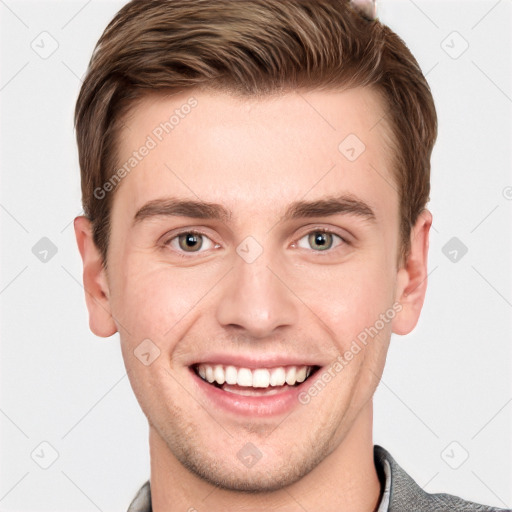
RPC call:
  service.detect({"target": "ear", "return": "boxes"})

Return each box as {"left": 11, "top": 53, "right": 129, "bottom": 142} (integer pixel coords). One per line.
{"left": 392, "top": 209, "right": 432, "bottom": 335}
{"left": 73, "top": 216, "right": 117, "bottom": 337}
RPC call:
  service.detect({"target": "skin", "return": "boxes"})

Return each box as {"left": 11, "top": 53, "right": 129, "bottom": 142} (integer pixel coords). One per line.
{"left": 74, "top": 88, "right": 431, "bottom": 512}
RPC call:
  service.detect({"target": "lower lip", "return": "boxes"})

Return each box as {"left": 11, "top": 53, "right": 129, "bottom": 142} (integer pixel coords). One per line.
{"left": 190, "top": 368, "right": 315, "bottom": 417}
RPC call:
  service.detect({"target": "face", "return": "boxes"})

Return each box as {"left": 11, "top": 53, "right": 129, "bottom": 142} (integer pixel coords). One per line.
{"left": 76, "top": 87, "right": 430, "bottom": 492}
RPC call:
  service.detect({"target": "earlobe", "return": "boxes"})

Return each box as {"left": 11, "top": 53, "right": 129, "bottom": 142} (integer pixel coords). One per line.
{"left": 392, "top": 209, "right": 432, "bottom": 336}
{"left": 73, "top": 216, "right": 117, "bottom": 338}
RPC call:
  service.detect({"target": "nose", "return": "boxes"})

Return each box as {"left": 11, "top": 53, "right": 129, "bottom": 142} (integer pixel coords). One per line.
{"left": 215, "top": 249, "right": 298, "bottom": 339}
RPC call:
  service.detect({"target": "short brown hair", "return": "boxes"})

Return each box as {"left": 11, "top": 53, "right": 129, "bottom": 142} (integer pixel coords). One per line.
{"left": 75, "top": 0, "right": 437, "bottom": 267}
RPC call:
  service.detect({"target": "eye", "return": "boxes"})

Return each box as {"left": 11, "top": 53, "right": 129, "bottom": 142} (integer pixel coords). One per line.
{"left": 296, "top": 230, "right": 345, "bottom": 252}
{"left": 165, "top": 230, "right": 218, "bottom": 255}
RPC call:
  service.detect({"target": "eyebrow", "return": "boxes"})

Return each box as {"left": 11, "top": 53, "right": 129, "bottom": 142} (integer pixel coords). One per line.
{"left": 282, "top": 195, "right": 376, "bottom": 222}
{"left": 133, "top": 198, "right": 232, "bottom": 225}
{"left": 132, "top": 195, "right": 376, "bottom": 226}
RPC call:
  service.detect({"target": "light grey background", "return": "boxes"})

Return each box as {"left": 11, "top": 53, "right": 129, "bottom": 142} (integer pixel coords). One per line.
{"left": 0, "top": 0, "right": 511, "bottom": 510}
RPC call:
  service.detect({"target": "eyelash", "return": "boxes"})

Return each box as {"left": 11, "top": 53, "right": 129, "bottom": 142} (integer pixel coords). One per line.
{"left": 162, "top": 228, "right": 349, "bottom": 258}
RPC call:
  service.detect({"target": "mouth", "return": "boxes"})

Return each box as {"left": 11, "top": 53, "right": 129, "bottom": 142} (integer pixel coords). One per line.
{"left": 192, "top": 363, "right": 320, "bottom": 397}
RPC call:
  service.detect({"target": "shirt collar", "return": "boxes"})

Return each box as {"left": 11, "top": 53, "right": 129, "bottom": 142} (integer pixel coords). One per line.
{"left": 376, "top": 453, "right": 392, "bottom": 512}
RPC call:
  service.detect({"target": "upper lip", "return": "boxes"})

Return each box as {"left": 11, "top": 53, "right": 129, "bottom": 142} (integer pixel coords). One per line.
{"left": 188, "top": 353, "right": 326, "bottom": 369}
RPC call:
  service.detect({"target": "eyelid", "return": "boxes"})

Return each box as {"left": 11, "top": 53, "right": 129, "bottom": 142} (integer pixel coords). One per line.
{"left": 292, "top": 227, "right": 349, "bottom": 253}
{"left": 161, "top": 225, "right": 351, "bottom": 257}
{"left": 292, "top": 225, "right": 352, "bottom": 245}
{"left": 162, "top": 228, "right": 220, "bottom": 257}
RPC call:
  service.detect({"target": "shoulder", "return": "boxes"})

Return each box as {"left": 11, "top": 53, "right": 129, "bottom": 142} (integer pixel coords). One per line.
{"left": 374, "top": 445, "right": 509, "bottom": 512}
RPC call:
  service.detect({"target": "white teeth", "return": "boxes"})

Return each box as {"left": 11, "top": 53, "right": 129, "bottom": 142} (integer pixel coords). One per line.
{"left": 225, "top": 365, "right": 238, "bottom": 385}
{"left": 205, "top": 365, "right": 215, "bottom": 383}
{"left": 285, "top": 366, "right": 296, "bottom": 385}
{"left": 213, "top": 365, "right": 225, "bottom": 385}
{"left": 295, "top": 366, "right": 307, "bottom": 383}
{"left": 252, "top": 369, "right": 270, "bottom": 388}
{"left": 269, "top": 367, "right": 286, "bottom": 386}
{"left": 196, "top": 364, "right": 313, "bottom": 388}
{"left": 237, "top": 368, "right": 252, "bottom": 387}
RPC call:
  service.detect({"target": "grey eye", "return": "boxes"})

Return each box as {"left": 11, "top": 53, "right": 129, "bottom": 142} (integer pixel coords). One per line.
{"left": 168, "top": 232, "right": 215, "bottom": 253}
{"left": 297, "top": 231, "right": 343, "bottom": 251}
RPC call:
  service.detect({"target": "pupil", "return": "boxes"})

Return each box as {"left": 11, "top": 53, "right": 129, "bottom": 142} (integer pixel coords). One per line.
{"left": 309, "top": 232, "right": 332, "bottom": 251}
{"left": 180, "top": 233, "right": 202, "bottom": 251}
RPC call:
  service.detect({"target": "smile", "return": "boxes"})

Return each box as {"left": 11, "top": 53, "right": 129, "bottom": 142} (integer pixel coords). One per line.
{"left": 195, "top": 363, "right": 315, "bottom": 388}
{"left": 191, "top": 363, "right": 320, "bottom": 413}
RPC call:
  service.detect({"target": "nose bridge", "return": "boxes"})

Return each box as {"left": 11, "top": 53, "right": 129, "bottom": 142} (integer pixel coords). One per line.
{"left": 215, "top": 245, "right": 298, "bottom": 337}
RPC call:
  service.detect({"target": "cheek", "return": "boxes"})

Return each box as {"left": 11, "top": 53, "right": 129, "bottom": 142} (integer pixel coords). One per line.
{"left": 109, "top": 259, "right": 214, "bottom": 346}
{"left": 291, "top": 256, "right": 396, "bottom": 348}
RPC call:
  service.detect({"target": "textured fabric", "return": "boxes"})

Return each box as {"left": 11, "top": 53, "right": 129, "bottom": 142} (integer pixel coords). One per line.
{"left": 127, "top": 444, "right": 508, "bottom": 512}
{"left": 374, "top": 446, "right": 508, "bottom": 512}
{"left": 127, "top": 480, "right": 151, "bottom": 512}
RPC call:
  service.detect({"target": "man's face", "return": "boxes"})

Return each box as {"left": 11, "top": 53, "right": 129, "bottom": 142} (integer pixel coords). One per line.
{"left": 89, "top": 88, "right": 419, "bottom": 490}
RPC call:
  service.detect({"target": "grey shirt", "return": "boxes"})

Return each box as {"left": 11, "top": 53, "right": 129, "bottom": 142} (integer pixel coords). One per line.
{"left": 127, "top": 444, "right": 508, "bottom": 512}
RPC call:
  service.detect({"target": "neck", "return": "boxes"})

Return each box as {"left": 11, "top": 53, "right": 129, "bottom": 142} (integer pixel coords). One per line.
{"left": 149, "top": 400, "right": 382, "bottom": 512}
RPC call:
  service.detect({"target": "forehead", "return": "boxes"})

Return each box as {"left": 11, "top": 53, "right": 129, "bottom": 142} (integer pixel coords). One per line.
{"left": 112, "top": 87, "right": 397, "bottom": 226}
